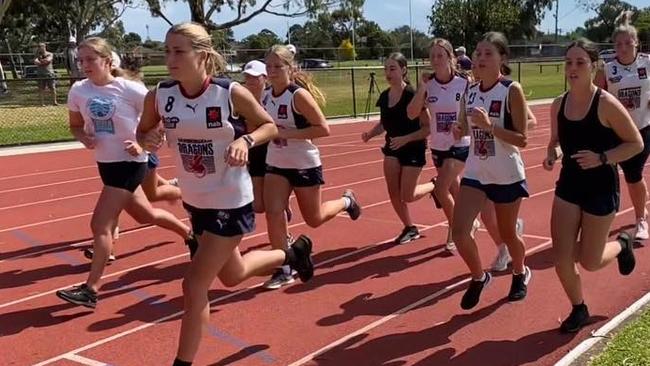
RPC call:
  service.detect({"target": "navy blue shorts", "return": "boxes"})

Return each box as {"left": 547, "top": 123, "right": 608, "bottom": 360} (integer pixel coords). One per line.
{"left": 382, "top": 143, "right": 426, "bottom": 167}
{"left": 248, "top": 143, "right": 268, "bottom": 178}
{"left": 183, "top": 202, "right": 255, "bottom": 237}
{"left": 620, "top": 125, "right": 650, "bottom": 184}
{"left": 147, "top": 153, "right": 160, "bottom": 170}
{"left": 97, "top": 161, "right": 147, "bottom": 193}
{"left": 431, "top": 146, "right": 469, "bottom": 168}
{"left": 461, "top": 178, "right": 529, "bottom": 204}
{"left": 266, "top": 165, "right": 324, "bottom": 187}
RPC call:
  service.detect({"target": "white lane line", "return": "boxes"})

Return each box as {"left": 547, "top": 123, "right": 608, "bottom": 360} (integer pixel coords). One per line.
{"left": 61, "top": 353, "right": 111, "bottom": 366}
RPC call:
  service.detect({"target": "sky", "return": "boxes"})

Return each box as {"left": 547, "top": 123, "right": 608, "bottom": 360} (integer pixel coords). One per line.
{"left": 120, "top": 0, "right": 649, "bottom": 43}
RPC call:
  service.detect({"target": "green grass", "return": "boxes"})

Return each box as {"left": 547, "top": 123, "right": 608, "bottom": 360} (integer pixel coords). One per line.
{"left": 0, "top": 61, "right": 565, "bottom": 146}
{"left": 589, "top": 306, "right": 650, "bottom": 366}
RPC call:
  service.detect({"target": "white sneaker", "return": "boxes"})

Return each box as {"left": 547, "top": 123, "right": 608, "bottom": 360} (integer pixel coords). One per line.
{"left": 490, "top": 243, "right": 512, "bottom": 272}
{"left": 635, "top": 218, "right": 649, "bottom": 241}
{"left": 470, "top": 218, "right": 481, "bottom": 239}
{"left": 112, "top": 225, "right": 119, "bottom": 240}
{"left": 516, "top": 218, "right": 524, "bottom": 237}
{"left": 445, "top": 241, "right": 457, "bottom": 252}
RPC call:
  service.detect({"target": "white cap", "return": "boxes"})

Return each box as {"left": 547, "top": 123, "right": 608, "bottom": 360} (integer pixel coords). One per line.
{"left": 111, "top": 51, "right": 121, "bottom": 69}
{"left": 287, "top": 44, "right": 297, "bottom": 55}
{"left": 242, "top": 60, "right": 267, "bottom": 77}
{"left": 455, "top": 46, "right": 466, "bottom": 54}
{"left": 68, "top": 36, "right": 76, "bottom": 43}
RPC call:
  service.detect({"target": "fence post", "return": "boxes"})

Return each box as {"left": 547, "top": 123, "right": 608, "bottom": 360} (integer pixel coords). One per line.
{"left": 351, "top": 67, "right": 357, "bottom": 118}
{"left": 517, "top": 62, "right": 521, "bottom": 83}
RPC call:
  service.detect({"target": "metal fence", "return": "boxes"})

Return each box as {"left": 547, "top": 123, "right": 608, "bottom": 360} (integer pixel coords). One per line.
{"left": 0, "top": 60, "right": 567, "bottom": 147}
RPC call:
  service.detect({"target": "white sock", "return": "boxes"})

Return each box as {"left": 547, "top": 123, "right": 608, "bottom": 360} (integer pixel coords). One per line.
{"left": 342, "top": 196, "right": 352, "bottom": 210}
{"left": 282, "top": 265, "right": 292, "bottom": 275}
{"left": 475, "top": 272, "right": 487, "bottom": 282}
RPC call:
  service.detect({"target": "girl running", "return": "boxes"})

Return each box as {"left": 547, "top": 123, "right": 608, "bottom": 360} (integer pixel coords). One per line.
{"left": 261, "top": 45, "right": 362, "bottom": 289}
{"left": 407, "top": 38, "right": 473, "bottom": 250}
{"left": 451, "top": 32, "right": 531, "bottom": 310}
{"left": 544, "top": 38, "right": 640, "bottom": 333}
{"left": 362, "top": 52, "right": 433, "bottom": 244}
{"left": 595, "top": 12, "right": 650, "bottom": 242}
{"left": 137, "top": 23, "right": 315, "bottom": 365}
{"left": 56, "top": 37, "right": 195, "bottom": 309}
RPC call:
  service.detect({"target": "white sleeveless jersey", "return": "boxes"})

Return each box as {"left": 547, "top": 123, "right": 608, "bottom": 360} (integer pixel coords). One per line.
{"left": 262, "top": 84, "right": 321, "bottom": 169}
{"left": 604, "top": 53, "right": 650, "bottom": 130}
{"left": 463, "top": 79, "right": 526, "bottom": 185}
{"left": 156, "top": 77, "right": 252, "bottom": 209}
{"left": 425, "top": 74, "right": 471, "bottom": 150}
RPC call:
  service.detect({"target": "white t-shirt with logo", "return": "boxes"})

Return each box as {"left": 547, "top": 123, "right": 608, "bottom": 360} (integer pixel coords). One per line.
{"left": 67, "top": 77, "right": 148, "bottom": 163}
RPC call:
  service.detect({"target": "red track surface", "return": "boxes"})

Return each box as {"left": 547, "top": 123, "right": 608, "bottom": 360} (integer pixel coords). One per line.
{"left": 1, "top": 105, "right": 648, "bottom": 366}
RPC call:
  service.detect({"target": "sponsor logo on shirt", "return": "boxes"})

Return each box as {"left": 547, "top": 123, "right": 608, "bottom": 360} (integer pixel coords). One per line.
{"left": 618, "top": 87, "right": 642, "bottom": 110}
{"left": 177, "top": 138, "right": 215, "bottom": 178}
{"left": 488, "top": 100, "right": 502, "bottom": 118}
{"left": 427, "top": 96, "right": 438, "bottom": 103}
{"left": 639, "top": 67, "right": 648, "bottom": 80}
{"left": 435, "top": 112, "right": 457, "bottom": 133}
{"left": 609, "top": 75, "right": 623, "bottom": 84}
{"left": 87, "top": 96, "right": 116, "bottom": 134}
{"left": 163, "top": 116, "right": 179, "bottom": 129}
{"left": 278, "top": 104, "right": 288, "bottom": 119}
{"left": 205, "top": 106, "right": 222, "bottom": 129}
{"left": 472, "top": 127, "right": 495, "bottom": 160}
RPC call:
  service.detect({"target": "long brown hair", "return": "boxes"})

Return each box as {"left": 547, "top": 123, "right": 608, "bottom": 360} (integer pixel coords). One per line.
{"left": 386, "top": 52, "right": 410, "bottom": 84}
{"left": 480, "top": 32, "right": 511, "bottom": 76}
{"left": 167, "top": 22, "right": 226, "bottom": 76}
{"left": 430, "top": 38, "right": 458, "bottom": 76}
{"left": 266, "top": 44, "right": 326, "bottom": 107}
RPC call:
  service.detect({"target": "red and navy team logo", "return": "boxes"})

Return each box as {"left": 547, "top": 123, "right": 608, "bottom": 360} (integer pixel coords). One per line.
{"left": 638, "top": 68, "right": 648, "bottom": 80}
{"left": 488, "top": 100, "right": 502, "bottom": 118}
{"left": 278, "top": 104, "right": 288, "bottom": 119}
{"left": 205, "top": 107, "right": 222, "bottom": 128}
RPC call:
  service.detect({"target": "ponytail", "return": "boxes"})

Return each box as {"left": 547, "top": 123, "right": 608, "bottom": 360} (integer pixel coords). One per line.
{"left": 293, "top": 70, "right": 326, "bottom": 107}
{"left": 612, "top": 10, "right": 638, "bottom": 44}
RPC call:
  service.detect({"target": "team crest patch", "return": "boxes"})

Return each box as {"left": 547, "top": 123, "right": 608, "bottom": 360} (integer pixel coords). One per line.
{"left": 163, "top": 116, "right": 179, "bottom": 129}
{"left": 488, "top": 100, "right": 502, "bottom": 118}
{"left": 639, "top": 68, "right": 648, "bottom": 80}
{"left": 206, "top": 107, "right": 222, "bottom": 128}
{"left": 278, "top": 104, "right": 288, "bottom": 119}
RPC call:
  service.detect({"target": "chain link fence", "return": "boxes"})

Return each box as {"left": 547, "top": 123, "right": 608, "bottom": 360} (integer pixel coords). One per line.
{"left": 4, "top": 40, "right": 648, "bottom": 147}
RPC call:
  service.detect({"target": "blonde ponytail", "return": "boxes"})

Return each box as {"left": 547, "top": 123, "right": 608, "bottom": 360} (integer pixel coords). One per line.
{"left": 612, "top": 10, "right": 638, "bottom": 44}
{"left": 167, "top": 22, "right": 226, "bottom": 76}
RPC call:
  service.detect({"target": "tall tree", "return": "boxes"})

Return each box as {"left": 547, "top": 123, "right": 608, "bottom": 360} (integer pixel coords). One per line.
{"left": 391, "top": 25, "right": 432, "bottom": 59}
{"left": 354, "top": 20, "right": 394, "bottom": 59}
{"left": 580, "top": 0, "right": 638, "bottom": 42}
{"left": 0, "top": 0, "right": 12, "bottom": 23}
{"left": 429, "top": 0, "right": 553, "bottom": 50}
{"left": 240, "top": 29, "right": 282, "bottom": 59}
{"left": 144, "top": 0, "right": 337, "bottom": 31}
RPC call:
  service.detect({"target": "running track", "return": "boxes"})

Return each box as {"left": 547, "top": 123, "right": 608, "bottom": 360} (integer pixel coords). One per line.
{"left": 1, "top": 105, "right": 648, "bottom": 366}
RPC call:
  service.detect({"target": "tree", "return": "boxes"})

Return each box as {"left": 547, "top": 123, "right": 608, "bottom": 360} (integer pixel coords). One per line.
{"left": 211, "top": 28, "right": 235, "bottom": 50}
{"left": 391, "top": 25, "right": 432, "bottom": 59}
{"left": 636, "top": 7, "right": 650, "bottom": 45}
{"left": 96, "top": 21, "right": 127, "bottom": 51}
{"left": 144, "top": 0, "right": 337, "bottom": 31}
{"left": 429, "top": 0, "right": 553, "bottom": 50}
{"left": 0, "top": 0, "right": 12, "bottom": 24}
{"left": 124, "top": 32, "right": 143, "bottom": 49}
{"left": 241, "top": 29, "right": 282, "bottom": 59}
{"left": 580, "top": 0, "right": 638, "bottom": 42}
{"left": 338, "top": 39, "right": 355, "bottom": 60}
{"left": 286, "top": 13, "right": 337, "bottom": 59}
{"left": 355, "top": 20, "right": 394, "bottom": 60}
{"left": 0, "top": 0, "right": 134, "bottom": 52}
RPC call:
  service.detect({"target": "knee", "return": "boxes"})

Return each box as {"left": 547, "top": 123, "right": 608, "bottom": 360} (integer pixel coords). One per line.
{"left": 181, "top": 277, "right": 207, "bottom": 309}
{"left": 578, "top": 257, "right": 601, "bottom": 272}
{"left": 220, "top": 273, "right": 244, "bottom": 288}
{"left": 90, "top": 219, "right": 111, "bottom": 237}
{"left": 304, "top": 215, "right": 322, "bottom": 228}
{"left": 451, "top": 223, "right": 470, "bottom": 245}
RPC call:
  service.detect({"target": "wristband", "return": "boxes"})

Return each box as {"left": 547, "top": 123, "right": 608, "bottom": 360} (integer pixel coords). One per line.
{"left": 242, "top": 134, "right": 255, "bottom": 148}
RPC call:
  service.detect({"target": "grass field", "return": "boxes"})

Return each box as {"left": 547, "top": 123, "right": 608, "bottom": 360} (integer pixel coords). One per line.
{"left": 0, "top": 61, "right": 565, "bottom": 146}
{"left": 589, "top": 306, "right": 650, "bottom": 366}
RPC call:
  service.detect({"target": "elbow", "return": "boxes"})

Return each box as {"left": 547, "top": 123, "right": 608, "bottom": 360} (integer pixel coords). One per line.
{"left": 319, "top": 124, "right": 331, "bottom": 138}
{"left": 517, "top": 137, "right": 528, "bottom": 149}
{"left": 406, "top": 108, "right": 419, "bottom": 121}
{"left": 632, "top": 140, "right": 643, "bottom": 155}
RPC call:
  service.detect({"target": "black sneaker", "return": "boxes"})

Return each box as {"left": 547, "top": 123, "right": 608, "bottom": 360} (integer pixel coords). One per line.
{"left": 617, "top": 232, "right": 635, "bottom": 275}
{"left": 185, "top": 235, "right": 199, "bottom": 259}
{"left": 461, "top": 272, "right": 492, "bottom": 310}
{"left": 508, "top": 266, "right": 532, "bottom": 301}
{"left": 83, "top": 248, "right": 116, "bottom": 262}
{"left": 560, "top": 303, "right": 590, "bottom": 333}
{"left": 289, "top": 235, "right": 314, "bottom": 282}
{"left": 395, "top": 226, "right": 420, "bottom": 244}
{"left": 430, "top": 177, "right": 442, "bottom": 209}
{"left": 56, "top": 284, "right": 98, "bottom": 309}
{"left": 343, "top": 189, "right": 362, "bottom": 220}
